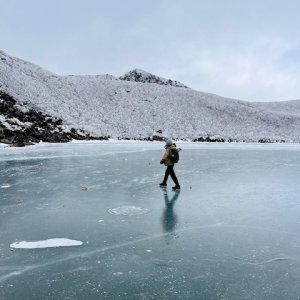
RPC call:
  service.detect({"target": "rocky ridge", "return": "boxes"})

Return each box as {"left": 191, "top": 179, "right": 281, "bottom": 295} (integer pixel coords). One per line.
{"left": 119, "top": 69, "right": 188, "bottom": 88}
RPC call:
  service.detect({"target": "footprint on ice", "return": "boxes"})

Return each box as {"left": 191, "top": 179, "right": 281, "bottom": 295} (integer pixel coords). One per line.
{"left": 10, "top": 238, "right": 83, "bottom": 249}
{"left": 108, "top": 206, "right": 151, "bottom": 216}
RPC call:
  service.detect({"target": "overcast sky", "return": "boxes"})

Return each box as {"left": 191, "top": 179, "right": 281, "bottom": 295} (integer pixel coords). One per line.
{"left": 0, "top": 0, "right": 299, "bottom": 101}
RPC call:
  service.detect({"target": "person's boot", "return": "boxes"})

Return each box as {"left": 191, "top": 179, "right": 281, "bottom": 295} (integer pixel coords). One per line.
{"left": 172, "top": 185, "right": 180, "bottom": 190}
{"left": 159, "top": 182, "right": 167, "bottom": 187}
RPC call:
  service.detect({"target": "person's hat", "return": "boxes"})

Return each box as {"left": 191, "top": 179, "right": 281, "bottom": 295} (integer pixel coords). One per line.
{"left": 165, "top": 139, "right": 173, "bottom": 147}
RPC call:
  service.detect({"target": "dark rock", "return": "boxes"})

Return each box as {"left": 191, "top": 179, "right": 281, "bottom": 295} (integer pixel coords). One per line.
{"left": 0, "top": 91, "right": 16, "bottom": 104}
{"left": 55, "top": 119, "right": 63, "bottom": 126}
{"left": 3, "top": 128, "right": 14, "bottom": 138}
{"left": 0, "top": 127, "right": 4, "bottom": 138}
{"left": 143, "top": 135, "right": 165, "bottom": 142}
{"left": 193, "top": 136, "right": 225, "bottom": 143}
{"left": 0, "top": 138, "right": 11, "bottom": 144}
{"left": 11, "top": 142, "right": 26, "bottom": 147}
{"left": 258, "top": 138, "right": 272, "bottom": 143}
{"left": 151, "top": 135, "right": 164, "bottom": 141}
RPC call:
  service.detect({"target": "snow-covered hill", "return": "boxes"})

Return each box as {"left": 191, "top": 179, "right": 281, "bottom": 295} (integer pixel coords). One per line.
{"left": 1, "top": 50, "right": 300, "bottom": 144}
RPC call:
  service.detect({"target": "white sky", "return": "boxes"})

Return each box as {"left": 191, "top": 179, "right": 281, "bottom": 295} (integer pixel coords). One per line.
{"left": 0, "top": 0, "right": 299, "bottom": 101}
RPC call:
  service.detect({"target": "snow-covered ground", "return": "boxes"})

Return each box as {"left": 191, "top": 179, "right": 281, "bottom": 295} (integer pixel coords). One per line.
{"left": 1, "top": 142, "right": 300, "bottom": 299}
{"left": 1, "top": 50, "right": 300, "bottom": 142}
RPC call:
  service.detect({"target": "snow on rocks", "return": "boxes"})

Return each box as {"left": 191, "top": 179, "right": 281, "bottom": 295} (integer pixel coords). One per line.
{"left": 119, "top": 69, "right": 188, "bottom": 88}
{"left": 0, "top": 91, "right": 103, "bottom": 146}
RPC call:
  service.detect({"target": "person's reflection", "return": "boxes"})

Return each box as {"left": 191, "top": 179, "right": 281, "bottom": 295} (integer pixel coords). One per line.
{"left": 161, "top": 189, "right": 180, "bottom": 235}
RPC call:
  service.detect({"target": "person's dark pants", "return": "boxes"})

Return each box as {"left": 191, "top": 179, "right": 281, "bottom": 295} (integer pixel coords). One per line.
{"left": 163, "top": 165, "right": 180, "bottom": 186}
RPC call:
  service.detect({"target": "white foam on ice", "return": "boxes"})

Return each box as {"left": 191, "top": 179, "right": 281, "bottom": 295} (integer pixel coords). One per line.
{"left": 10, "top": 238, "right": 83, "bottom": 249}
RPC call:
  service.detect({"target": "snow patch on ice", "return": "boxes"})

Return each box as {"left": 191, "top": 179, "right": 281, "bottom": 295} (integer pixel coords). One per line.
{"left": 1, "top": 184, "right": 11, "bottom": 189}
{"left": 108, "top": 206, "right": 151, "bottom": 216}
{"left": 10, "top": 238, "right": 83, "bottom": 249}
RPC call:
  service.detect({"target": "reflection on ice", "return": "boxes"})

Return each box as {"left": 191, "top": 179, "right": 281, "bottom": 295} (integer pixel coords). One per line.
{"left": 161, "top": 189, "right": 180, "bottom": 233}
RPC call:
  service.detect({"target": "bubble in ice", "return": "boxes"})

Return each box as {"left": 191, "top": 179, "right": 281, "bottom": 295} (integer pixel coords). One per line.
{"left": 108, "top": 206, "right": 150, "bottom": 216}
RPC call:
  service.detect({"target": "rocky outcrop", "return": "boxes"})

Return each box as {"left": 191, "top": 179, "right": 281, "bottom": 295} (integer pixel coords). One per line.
{"left": 119, "top": 69, "right": 188, "bottom": 88}
{"left": 0, "top": 91, "right": 108, "bottom": 147}
{"left": 193, "top": 136, "right": 226, "bottom": 143}
{"left": 258, "top": 138, "right": 286, "bottom": 143}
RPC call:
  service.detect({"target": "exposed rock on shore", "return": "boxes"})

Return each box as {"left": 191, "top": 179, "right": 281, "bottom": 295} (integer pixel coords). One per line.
{"left": 0, "top": 91, "right": 106, "bottom": 147}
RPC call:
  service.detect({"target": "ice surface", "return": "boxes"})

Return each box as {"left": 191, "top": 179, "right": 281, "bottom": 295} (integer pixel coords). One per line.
{"left": 10, "top": 239, "right": 83, "bottom": 249}
{"left": 1, "top": 141, "right": 300, "bottom": 299}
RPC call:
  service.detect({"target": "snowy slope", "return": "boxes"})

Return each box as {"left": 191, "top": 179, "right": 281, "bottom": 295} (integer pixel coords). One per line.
{"left": 256, "top": 100, "right": 300, "bottom": 116}
{"left": 1, "top": 50, "right": 300, "bottom": 142}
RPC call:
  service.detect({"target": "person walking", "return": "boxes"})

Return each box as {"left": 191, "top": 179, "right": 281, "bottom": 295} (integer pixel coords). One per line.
{"left": 159, "top": 139, "right": 181, "bottom": 190}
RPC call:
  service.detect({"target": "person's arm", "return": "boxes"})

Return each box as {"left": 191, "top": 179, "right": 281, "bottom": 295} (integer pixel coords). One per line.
{"left": 160, "top": 149, "right": 170, "bottom": 164}
{"left": 174, "top": 143, "right": 182, "bottom": 151}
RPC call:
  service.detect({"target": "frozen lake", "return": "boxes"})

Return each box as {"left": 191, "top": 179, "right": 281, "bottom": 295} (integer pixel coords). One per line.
{"left": 1, "top": 141, "right": 300, "bottom": 299}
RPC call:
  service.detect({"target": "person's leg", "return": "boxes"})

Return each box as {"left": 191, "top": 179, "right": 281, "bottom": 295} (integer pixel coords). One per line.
{"left": 169, "top": 165, "right": 180, "bottom": 187}
{"left": 161, "top": 166, "right": 172, "bottom": 184}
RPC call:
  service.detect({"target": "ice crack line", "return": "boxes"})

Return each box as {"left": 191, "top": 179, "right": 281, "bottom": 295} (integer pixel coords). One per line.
{"left": 0, "top": 223, "right": 222, "bottom": 283}
{"left": 1, "top": 222, "right": 300, "bottom": 283}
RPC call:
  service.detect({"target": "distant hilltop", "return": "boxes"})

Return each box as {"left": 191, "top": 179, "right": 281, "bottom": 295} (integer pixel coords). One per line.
{"left": 1, "top": 49, "right": 300, "bottom": 146}
{"left": 119, "top": 69, "right": 188, "bottom": 88}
